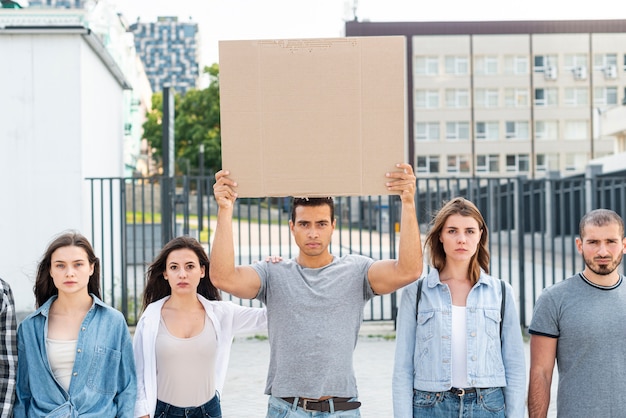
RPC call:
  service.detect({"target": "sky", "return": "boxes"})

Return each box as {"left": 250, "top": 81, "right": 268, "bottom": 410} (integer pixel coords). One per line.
{"left": 113, "top": 0, "right": 626, "bottom": 68}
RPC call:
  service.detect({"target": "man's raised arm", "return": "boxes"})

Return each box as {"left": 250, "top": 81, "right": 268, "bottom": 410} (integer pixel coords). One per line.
{"left": 368, "top": 163, "right": 423, "bottom": 295}
{"left": 209, "top": 170, "right": 262, "bottom": 299}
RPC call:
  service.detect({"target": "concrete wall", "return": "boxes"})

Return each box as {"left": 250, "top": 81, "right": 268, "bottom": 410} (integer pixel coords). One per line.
{"left": 0, "top": 31, "right": 126, "bottom": 314}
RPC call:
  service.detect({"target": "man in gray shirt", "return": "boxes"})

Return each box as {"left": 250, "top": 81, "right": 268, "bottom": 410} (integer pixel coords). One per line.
{"left": 528, "top": 209, "right": 626, "bottom": 417}
{"left": 210, "top": 163, "right": 423, "bottom": 417}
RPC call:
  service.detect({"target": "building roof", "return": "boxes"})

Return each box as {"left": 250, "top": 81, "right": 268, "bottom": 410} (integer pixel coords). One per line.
{"left": 346, "top": 19, "right": 626, "bottom": 36}
{"left": 0, "top": 9, "right": 131, "bottom": 89}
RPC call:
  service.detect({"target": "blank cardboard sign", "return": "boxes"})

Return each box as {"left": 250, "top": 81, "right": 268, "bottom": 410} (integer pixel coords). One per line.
{"left": 219, "top": 36, "right": 406, "bottom": 197}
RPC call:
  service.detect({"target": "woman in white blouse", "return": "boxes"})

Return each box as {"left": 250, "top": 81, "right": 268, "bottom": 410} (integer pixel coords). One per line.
{"left": 133, "top": 236, "right": 267, "bottom": 418}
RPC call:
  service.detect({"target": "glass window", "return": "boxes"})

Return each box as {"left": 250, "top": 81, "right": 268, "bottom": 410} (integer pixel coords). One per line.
{"left": 446, "top": 122, "right": 470, "bottom": 141}
{"left": 535, "top": 120, "right": 559, "bottom": 141}
{"left": 475, "top": 121, "right": 499, "bottom": 141}
{"left": 447, "top": 155, "right": 471, "bottom": 174}
{"left": 475, "top": 89, "right": 499, "bottom": 108}
{"left": 444, "top": 56, "right": 468, "bottom": 75}
{"left": 505, "top": 121, "right": 530, "bottom": 140}
{"left": 476, "top": 154, "right": 500, "bottom": 173}
{"left": 415, "top": 56, "right": 439, "bottom": 75}
{"left": 415, "top": 90, "right": 439, "bottom": 108}
{"left": 564, "top": 120, "right": 588, "bottom": 140}
{"left": 415, "top": 122, "right": 440, "bottom": 141}
{"left": 504, "top": 88, "right": 529, "bottom": 107}
{"left": 416, "top": 155, "right": 440, "bottom": 174}
{"left": 445, "top": 89, "right": 470, "bottom": 108}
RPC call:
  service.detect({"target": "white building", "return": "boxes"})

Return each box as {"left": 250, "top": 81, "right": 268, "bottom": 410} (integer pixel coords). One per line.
{"left": 346, "top": 20, "right": 626, "bottom": 177}
{"left": 0, "top": 8, "right": 131, "bottom": 313}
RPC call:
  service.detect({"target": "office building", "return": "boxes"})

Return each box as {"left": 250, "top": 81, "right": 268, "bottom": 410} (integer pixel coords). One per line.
{"left": 129, "top": 16, "right": 200, "bottom": 93}
{"left": 346, "top": 20, "right": 626, "bottom": 177}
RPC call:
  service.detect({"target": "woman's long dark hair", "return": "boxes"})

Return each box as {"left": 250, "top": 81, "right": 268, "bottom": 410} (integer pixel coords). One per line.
{"left": 142, "top": 236, "right": 221, "bottom": 311}
{"left": 34, "top": 231, "right": 101, "bottom": 308}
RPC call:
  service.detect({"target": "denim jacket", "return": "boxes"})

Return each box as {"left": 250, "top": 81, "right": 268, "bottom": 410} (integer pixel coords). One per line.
{"left": 392, "top": 269, "right": 526, "bottom": 418}
{"left": 14, "top": 295, "right": 136, "bottom": 418}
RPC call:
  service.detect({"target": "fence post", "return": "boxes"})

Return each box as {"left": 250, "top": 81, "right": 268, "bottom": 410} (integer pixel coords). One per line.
{"left": 161, "top": 86, "right": 175, "bottom": 246}
{"left": 516, "top": 176, "right": 527, "bottom": 327}
{"left": 585, "top": 164, "right": 602, "bottom": 213}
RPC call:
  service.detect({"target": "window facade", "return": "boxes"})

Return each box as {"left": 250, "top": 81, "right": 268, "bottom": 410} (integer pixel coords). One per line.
{"left": 535, "top": 120, "right": 559, "bottom": 141}
{"left": 415, "top": 122, "right": 440, "bottom": 141}
{"left": 505, "top": 121, "right": 530, "bottom": 140}
{"left": 475, "top": 88, "right": 499, "bottom": 108}
{"left": 476, "top": 154, "right": 500, "bottom": 173}
{"left": 447, "top": 155, "right": 471, "bottom": 173}
{"left": 475, "top": 121, "right": 499, "bottom": 141}
{"left": 506, "top": 154, "right": 530, "bottom": 173}
{"left": 504, "top": 88, "right": 529, "bottom": 108}
{"left": 536, "top": 153, "right": 559, "bottom": 172}
{"left": 564, "top": 120, "right": 589, "bottom": 140}
{"left": 415, "top": 89, "right": 439, "bottom": 108}
{"left": 445, "top": 89, "right": 470, "bottom": 108}
{"left": 535, "top": 88, "right": 558, "bottom": 107}
{"left": 446, "top": 122, "right": 470, "bottom": 141}
{"left": 415, "top": 56, "right": 439, "bottom": 75}
{"left": 474, "top": 55, "right": 498, "bottom": 75}
{"left": 416, "top": 155, "right": 440, "bottom": 174}
{"left": 593, "top": 86, "right": 618, "bottom": 106}
{"left": 564, "top": 87, "right": 589, "bottom": 106}
{"left": 504, "top": 55, "right": 529, "bottom": 75}
{"left": 444, "top": 56, "right": 468, "bottom": 75}
{"left": 534, "top": 54, "right": 558, "bottom": 73}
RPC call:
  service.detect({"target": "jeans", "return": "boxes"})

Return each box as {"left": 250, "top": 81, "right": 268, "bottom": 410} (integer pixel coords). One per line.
{"left": 155, "top": 394, "right": 222, "bottom": 418}
{"left": 266, "top": 396, "right": 361, "bottom": 417}
{"left": 412, "top": 387, "right": 505, "bottom": 418}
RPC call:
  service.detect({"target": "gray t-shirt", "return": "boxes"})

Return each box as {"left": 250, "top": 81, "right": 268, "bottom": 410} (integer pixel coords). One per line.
{"left": 252, "top": 254, "right": 375, "bottom": 398}
{"left": 529, "top": 273, "right": 626, "bottom": 417}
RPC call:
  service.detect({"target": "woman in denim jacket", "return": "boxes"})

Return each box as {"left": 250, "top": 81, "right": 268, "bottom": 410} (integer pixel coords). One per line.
{"left": 133, "top": 236, "right": 267, "bottom": 418}
{"left": 393, "top": 198, "right": 526, "bottom": 418}
{"left": 14, "top": 232, "right": 136, "bottom": 418}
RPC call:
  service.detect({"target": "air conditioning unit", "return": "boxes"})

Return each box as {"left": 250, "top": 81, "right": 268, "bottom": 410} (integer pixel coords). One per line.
{"left": 604, "top": 65, "right": 617, "bottom": 79}
{"left": 572, "top": 66, "right": 587, "bottom": 80}
{"left": 544, "top": 66, "right": 558, "bottom": 80}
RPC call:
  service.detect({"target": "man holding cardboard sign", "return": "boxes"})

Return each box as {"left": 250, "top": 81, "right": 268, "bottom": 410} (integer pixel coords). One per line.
{"left": 210, "top": 164, "right": 422, "bottom": 417}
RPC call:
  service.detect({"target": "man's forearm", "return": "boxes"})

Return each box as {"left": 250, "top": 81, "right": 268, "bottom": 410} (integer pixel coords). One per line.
{"left": 209, "top": 207, "right": 237, "bottom": 289}
{"left": 396, "top": 200, "right": 423, "bottom": 279}
{"left": 528, "top": 375, "right": 551, "bottom": 418}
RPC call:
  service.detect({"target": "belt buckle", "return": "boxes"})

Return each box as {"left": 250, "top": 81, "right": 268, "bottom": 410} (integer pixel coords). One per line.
{"left": 301, "top": 399, "right": 317, "bottom": 412}
{"left": 455, "top": 388, "right": 465, "bottom": 396}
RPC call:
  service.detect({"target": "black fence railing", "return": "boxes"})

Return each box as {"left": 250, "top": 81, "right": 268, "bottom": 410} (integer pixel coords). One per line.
{"left": 87, "top": 173, "right": 626, "bottom": 328}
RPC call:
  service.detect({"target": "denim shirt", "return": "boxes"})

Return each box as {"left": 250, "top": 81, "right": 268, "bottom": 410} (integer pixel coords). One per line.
{"left": 14, "top": 295, "right": 136, "bottom": 418}
{"left": 392, "top": 269, "right": 526, "bottom": 418}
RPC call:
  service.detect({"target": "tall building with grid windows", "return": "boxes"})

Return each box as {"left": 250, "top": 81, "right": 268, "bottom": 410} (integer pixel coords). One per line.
{"left": 346, "top": 20, "right": 626, "bottom": 178}
{"left": 129, "top": 16, "right": 200, "bottom": 94}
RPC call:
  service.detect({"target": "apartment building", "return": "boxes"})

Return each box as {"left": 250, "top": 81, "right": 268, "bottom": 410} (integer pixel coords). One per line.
{"left": 129, "top": 16, "right": 200, "bottom": 93}
{"left": 346, "top": 20, "right": 626, "bottom": 177}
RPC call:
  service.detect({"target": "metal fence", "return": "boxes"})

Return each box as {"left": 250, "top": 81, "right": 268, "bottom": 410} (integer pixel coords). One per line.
{"left": 87, "top": 172, "right": 626, "bottom": 328}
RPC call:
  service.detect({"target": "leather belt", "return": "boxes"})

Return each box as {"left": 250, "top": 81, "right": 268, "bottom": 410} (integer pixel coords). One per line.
{"left": 280, "top": 397, "right": 361, "bottom": 412}
{"left": 449, "top": 387, "right": 478, "bottom": 396}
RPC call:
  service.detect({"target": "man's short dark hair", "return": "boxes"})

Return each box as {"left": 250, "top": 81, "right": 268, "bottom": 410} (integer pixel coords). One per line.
{"left": 290, "top": 197, "right": 335, "bottom": 223}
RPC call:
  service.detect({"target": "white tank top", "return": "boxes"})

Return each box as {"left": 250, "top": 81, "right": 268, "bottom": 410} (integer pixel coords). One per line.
{"left": 450, "top": 305, "right": 468, "bottom": 388}
{"left": 156, "top": 315, "right": 217, "bottom": 407}
{"left": 46, "top": 338, "right": 77, "bottom": 392}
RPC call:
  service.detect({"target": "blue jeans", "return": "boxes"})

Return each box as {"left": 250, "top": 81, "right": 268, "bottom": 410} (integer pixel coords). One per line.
{"left": 412, "top": 388, "right": 505, "bottom": 418}
{"left": 266, "top": 396, "right": 361, "bottom": 417}
{"left": 155, "top": 394, "right": 222, "bottom": 418}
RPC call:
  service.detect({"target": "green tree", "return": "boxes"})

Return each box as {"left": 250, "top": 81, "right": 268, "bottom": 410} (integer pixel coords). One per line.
{"left": 143, "top": 64, "right": 221, "bottom": 175}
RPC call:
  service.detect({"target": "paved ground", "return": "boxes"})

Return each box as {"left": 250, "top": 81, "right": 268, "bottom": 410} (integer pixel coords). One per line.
{"left": 220, "top": 322, "right": 558, "bottom": 417}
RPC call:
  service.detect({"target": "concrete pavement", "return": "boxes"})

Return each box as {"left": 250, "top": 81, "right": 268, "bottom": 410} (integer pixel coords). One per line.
{"left": 220, "top": 322, "right": 558, "bottom": 417}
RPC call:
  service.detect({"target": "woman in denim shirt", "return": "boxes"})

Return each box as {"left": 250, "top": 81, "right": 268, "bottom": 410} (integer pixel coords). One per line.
{"left": 393, "top": 198, "right": 526, "bottom": 418}
{"left": 14, "top": 231, "right": 136, "bottom": 418}
{"left": 133, "top": 236, "right": 267, "bottom": 418}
